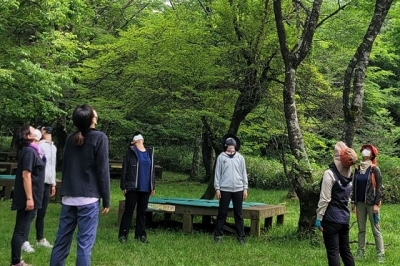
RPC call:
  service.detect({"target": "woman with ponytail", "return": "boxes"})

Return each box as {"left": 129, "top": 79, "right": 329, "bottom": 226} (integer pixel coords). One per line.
{"left": 50, "top": 104, "right": 110, "bottom": 266}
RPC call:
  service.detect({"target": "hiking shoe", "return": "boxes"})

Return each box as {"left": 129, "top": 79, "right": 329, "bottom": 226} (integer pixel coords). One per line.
{"left": 12, "top": 260, "right": 32, "bottom": 266}
{"left": 21, "top": 241, "right": 35, "bottom": 253}
{"left": 118, "top": 236, "right": 127, "bottom": 244}
{"left": 355, "top": 249, "right": 365, "bottom": 260}
{"left": 214, "top": 236, "right": 222, "bottom": 244}
{"left": 238, "top": 238, "right": 246, "bottom": 245}
{"left": 378, "top": 254, "right": 385, "bottom": 264}
{"left": 36, "top": 238, "right": 53, "bottom": 248}
{"left": 139, "top": 236, "right": 149, "bottom": 244}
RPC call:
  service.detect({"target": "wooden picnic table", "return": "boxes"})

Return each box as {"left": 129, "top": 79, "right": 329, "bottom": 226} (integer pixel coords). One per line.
{"left": 0, "top": 151, "right": 17, "bottom": 162}
{"left": 0, "top": 162, "right": 18, "bottom": 175}
{"left": 0, "top": 174, "right": 62, "bottom": 201}
{"left": 109, "top": 161, "right": 163, "bottom": 179}
{"left": 118, "top": 197, "right": 286, "bottom": 237}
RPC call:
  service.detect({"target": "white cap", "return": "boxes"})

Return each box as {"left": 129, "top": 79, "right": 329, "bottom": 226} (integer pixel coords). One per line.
{"left": 361, "top": 148, "right": 372, "bottom": 157}
{"left": 34, "top": 129, "right": 42, "bottom": 141}
{"left": 133, "top": 134, "right": 144, "bottom": 142}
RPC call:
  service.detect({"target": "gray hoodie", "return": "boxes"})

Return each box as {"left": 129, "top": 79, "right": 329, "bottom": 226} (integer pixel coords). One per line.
{"left": 38, "top": 139, "right": 57, "bottom": 186}
{"left": 214, "top": 152, "right": 248, "bottom": 192}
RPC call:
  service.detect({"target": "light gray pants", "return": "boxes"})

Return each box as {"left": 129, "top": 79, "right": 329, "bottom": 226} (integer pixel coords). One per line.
{"left": 356, "top": 202, "right": 384, "bottom": 255}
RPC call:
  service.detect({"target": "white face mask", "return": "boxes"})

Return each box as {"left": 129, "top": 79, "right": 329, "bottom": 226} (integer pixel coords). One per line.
{"left": 361, "top": 148, "right": 371, "bottom": 157}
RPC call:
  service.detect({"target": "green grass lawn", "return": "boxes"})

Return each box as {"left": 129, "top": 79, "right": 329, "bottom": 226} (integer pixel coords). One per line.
{"left": 1, "top": 172, "right": 399, "bottom": 266}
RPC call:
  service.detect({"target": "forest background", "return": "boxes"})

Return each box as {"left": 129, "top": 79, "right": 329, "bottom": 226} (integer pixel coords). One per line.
{"left": 1, "top": 0, "right": 400, "bottom": 233}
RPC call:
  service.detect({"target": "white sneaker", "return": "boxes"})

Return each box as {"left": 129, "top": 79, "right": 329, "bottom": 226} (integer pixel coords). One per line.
{"left": 21, "top": 241, "right": 35, "bottom": 253}
{"left": 36, "top": 238, "right": 53, "bottom": 248}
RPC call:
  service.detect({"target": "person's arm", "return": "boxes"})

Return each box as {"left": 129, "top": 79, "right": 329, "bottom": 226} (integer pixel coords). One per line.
{"left": 22, "top": 170, "right": 34, "bottom": 210}
{"left": 214, "top": 155, "right": 222, "bottom": 200}
{"left": 95, "top": 134, "right": 110, "bottom": 212}
{"left": 316, "top": 170, "right": 335, "bottom": 220}
{"left": 120, "top": 151, "right": 130, "bottom": 192}
{"left": 373, "top": 166, "right": 383, "bottom": 208}
{"left": 241, "top": 155, "right": 248, "bottom": 190}
{"left": 50, "top": 145, "right": 57, "bottom": 197}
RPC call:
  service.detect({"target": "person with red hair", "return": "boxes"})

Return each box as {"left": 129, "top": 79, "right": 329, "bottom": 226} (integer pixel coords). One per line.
{"left": 351, "top": 144, "right": 384, "bottom": 263}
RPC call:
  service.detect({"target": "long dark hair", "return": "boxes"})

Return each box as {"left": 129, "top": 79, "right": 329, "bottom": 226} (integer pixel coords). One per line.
{"left": 72, "top": 104, "right": 95, "bottom": 146}
{"left": 15, "top": 124, "right": 33, "bottom": 151}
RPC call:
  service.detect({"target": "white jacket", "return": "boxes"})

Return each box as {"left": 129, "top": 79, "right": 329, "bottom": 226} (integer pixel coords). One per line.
{"left": 38, "top": 139, "right": 57, "bottom": 186}
{"left": 214, "top": 152, "right": 248, "bottom": 192}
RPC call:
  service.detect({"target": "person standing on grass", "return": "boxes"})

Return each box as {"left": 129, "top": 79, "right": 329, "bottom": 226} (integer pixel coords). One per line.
{"left": 316, "top": 141, "right": 358, "bottom": 266}
{"left": 11, "top": 125, "right": 45, "bottom": 266}
{"left": 21, "top": 128, "right": 46, "bottom": 254}
{"left": 351, "top": 144, "right": 385, "bottom": 263}
{"left": 50, "top": 104, "right": 110, "bottom": 266}
{"left": 214, "top": 133, "right": 248, "bottom": 245}
{"left": 29, "top": 126, "right": 57, "bottom": 249}
{"left": 118, "top": 132, "right": 156, "bottom": 244}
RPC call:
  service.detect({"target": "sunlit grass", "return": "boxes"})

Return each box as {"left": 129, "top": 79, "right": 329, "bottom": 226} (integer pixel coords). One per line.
{"left": 0, "top": 171, "right": 398, "bottom": 265}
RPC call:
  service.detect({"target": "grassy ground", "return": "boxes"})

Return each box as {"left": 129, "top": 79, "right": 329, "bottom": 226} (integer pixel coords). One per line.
{"left": 1, "top": 172, "right": 399, "bottom": 266}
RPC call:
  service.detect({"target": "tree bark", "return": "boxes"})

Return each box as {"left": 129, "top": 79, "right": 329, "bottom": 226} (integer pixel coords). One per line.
{"left": 273, "top": 0, "right": 322, "bottom": 233}
{"left": 190, "top": 134, "right": 202, "bottom": 181}
{"left": 342, "top": 0, "right": 394, "bottom": 146}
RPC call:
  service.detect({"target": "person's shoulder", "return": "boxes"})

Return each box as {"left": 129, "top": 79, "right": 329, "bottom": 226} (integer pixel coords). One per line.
{"left": 90, "top": 129, "right": 108, "bottom": 139}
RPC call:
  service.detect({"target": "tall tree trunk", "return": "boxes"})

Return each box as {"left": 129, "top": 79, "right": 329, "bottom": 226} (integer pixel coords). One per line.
{"left": 342, "top": 0, "right": 394, "bottom": 146}
{"left": 190, "top": 134, "right": 202, "bottom": 181}
{"left": 200, "top": 0, "right": 275, "bottom": 198}
{"left": 273, "top": 0, "right": 322, "bottom": 233}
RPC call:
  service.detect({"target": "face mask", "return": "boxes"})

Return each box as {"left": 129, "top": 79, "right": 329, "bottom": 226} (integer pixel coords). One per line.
{"left": 361, "top": 148, "right": 371, "bottom": 157}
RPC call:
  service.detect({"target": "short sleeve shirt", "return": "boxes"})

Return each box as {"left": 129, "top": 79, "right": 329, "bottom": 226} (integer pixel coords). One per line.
{"left": 11, "top": 146, "right": 46, "bottom": 211}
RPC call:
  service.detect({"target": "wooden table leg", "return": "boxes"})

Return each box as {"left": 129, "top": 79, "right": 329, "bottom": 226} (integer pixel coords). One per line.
{"left": 277, "top": 214, "right": 285, "bottom": 225}
{"left": 250, "top": 219, "right": 261, "bottom": 236}
{"left": 264, "top": 217, "right": 273, "bottom": 229}
{"left": 4, "top": 186, "right": 12, "bottom": 200}
{"left": 182, "top": 214, "right": 193, "bottom": 233}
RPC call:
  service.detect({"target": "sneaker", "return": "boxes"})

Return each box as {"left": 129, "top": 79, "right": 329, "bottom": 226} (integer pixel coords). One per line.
{"left": 36, "top": 238, "right": 53, "bottom": 248}
{"left": 355, "top": 249, "right": 365, "bottom": 260}
{"left": 378, "top": 254, "right": 385, "bottom": 264}
{"left": 139, "top": 236, "right": 149, "bottom": 244}
{"left": 21, "top": 241, "right": 35, "bottom": 253}
{"left": 118, "top": 236, "right": 127, "bottom": 244}
{"left": 238, "top": 238, "right": 246, "bottom": 245}
{"left": 12, "top": 260, "right": 32, "bottom": 266}
{"left": 214, "top": 236, "right": 222, "bottom": 244}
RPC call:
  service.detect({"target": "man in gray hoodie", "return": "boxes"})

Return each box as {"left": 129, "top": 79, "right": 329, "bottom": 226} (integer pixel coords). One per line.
{"left": 214, "top": 136, "right": 248, "bottom": 244}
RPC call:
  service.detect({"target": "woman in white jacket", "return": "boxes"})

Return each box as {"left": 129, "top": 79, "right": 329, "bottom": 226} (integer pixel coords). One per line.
{"left": 214, "top": 134, "right": 248, "bottom": 244}
{"left": 25, "top": 126, "right": 57, "bottom": 250}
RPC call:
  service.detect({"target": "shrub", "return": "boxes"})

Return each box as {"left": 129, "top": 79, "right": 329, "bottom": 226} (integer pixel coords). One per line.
{"left": 156, "top": 145, "right": 194, "bottom": 174}
{"left": 246, "top": 157, "right": 287, "bottom": 189}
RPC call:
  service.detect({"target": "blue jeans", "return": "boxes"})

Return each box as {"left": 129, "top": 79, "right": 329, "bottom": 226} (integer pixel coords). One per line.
{"left": 322, "top": 220, "right": 355, "bottom": 266}
{"left": 50, "top": 201, "right": 100, "bottom": 266}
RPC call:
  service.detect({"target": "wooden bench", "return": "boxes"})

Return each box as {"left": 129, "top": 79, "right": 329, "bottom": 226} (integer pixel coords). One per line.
{"left": 0, "top": 175, "right": 62, "bottom": 202}
{"left": 0, "top": 151, "right": 17, "bottom": 162}
{"left": 0, "top": 162, "right": 17, "bottom": 175}
{"left": 118, "top": 198, "right": 285, "bottom": 236}
{"left": 110, "top": 161, "right": 163, "bottom": 179}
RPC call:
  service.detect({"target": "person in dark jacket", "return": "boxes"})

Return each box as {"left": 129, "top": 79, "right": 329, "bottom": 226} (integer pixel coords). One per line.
{"left": 316, "top": 141, "right": 358, "bottom": 266}
{"left": 11, "top": 125, "right": 45, "bottom": 266}
{"left": 351, "top": 144, "right": 384, "bottom": 263}
{"left": 50, "top": 104, "right": 110, "bottom": 266}
{"left": 118, "top": 132, "right": 155, "bottom": 244}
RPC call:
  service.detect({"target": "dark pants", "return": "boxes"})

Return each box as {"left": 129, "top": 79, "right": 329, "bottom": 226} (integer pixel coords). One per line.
{"left": 214, "top": 190, "right": 245, "bottom": 239}
{"left": 25, "top": 184, "right": 51, "bottom": 242}
{"left": 11, "top": 209, "right": 36, "bottom": 264}
{"left": 119, "top": 191, "right": 151, "bottom": 239}
{"left": 50, "top": 201, "right": 100, "bottom": 266}
{"left": 322, "top": 220, "right": 355, "bottom": 266}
